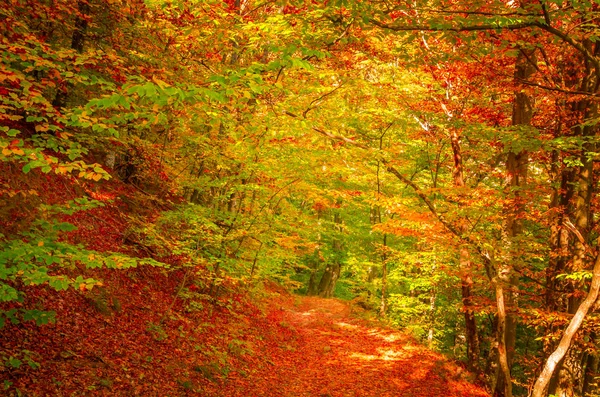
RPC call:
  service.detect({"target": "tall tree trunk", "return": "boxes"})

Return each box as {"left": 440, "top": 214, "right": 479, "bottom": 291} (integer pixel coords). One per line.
{"left": 494, "top": 47, "right": 535, "bottom": 397}
{"left": 376, "top": 128, "right": 389, "bottom": 316}
{"left": 449, "top": 128, "right": 480, "bottom": 371}
{"left": 543, "top": 35, "right": 598, "bottom": 394}
{"left": 552, "top": 106, "right": 595, "bottom": 397}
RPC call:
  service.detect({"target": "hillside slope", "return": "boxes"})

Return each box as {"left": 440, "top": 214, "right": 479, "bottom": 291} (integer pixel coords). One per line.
{"left": 2, "top": 279, "right": 488, "bottom": 397}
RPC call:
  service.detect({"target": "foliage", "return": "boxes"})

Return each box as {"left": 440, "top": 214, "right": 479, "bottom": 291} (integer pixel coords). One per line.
{"left": 0, "top": 198, "right": 165, "bottom": 328}
{"left": 2, "top": 0, "right": 600, "bottom": 395}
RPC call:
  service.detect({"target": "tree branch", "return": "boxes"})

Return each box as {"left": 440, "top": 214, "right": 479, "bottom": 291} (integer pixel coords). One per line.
{"left": 369, "top": 18, "right": 537, "bottom": 32}
{"left": 302, "top": 84, "right": 344, "bottom": 118}
{"left": 370, "top": 17, "right": 600, "bottom": 84}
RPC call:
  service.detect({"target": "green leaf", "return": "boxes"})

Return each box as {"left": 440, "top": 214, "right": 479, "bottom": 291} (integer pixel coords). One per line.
{"left": 22, "top": 309, "right": 56, "bottom": 326}
{"left": 7, "top": 357, "right": 22, "bottom": 369}
{"left": 49, "top": 277, "right": 70, "bottom": 291}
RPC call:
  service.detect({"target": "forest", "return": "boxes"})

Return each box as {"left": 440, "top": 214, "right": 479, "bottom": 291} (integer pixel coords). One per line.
{"left": 1, "top": 0, "right": 600, "bottom": 396}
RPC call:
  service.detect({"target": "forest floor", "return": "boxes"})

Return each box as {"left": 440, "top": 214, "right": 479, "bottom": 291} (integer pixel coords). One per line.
{"left": 219, "top": 295, "right": 489, "bottom": 397}
{"left": 2, "top": 273, "right": 490, "bottom": 397}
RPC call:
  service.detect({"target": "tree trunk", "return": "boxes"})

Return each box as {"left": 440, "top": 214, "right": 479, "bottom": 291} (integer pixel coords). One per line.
{"left": 449, "top": 128, "right": 481, "bottom": 371}
{"left": 307, "top": 250, "right": 321, "bottom": 296}
{"left": 548, "top": 53, "right": 597, "bottom": 394}
{"left": 380, "top": 234, "right": 388, "bottom": 317}
{"left": 53, "top": 0, "right": 89, "bottom": 109}
{"left": 461, "top": 249, "right": 480, "bottom": 371}
{"left": 428, "top": 287, "right": 436, "bottom": 347}
{"left": 552, "top": 124, "right": 594, "bottom": 397}
{"left": 582, "top": 346, "right": 599, "bottom": 397}
{"left": 494, "top": 47, "right": 535, "bottom": 397}
{"left": 532, "top": 249, "right": 600, "bottom": 397}
{"left": 494, "top": 276, "right": 513, "bottom": 397}
{"left": 317, "top": 212, "right": 343, "bottom": 298}
{"left": 317, "top": 262, "right": 340, "bottom": 298}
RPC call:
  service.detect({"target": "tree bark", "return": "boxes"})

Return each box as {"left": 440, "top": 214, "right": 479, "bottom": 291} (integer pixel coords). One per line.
{"left": 494, "top": 47, "right": 535, "bottom": 397}
{"left": 494, "top": 276, "right": 513, "bottom": 397}
{"left": 317, "top": 262, "right": 340, "bottom": 298}
{"left": 532, "top": 248, "right": 600, "bottom": 397}
{"left": 449, "top": 128, "right": 481, "bottom": 371}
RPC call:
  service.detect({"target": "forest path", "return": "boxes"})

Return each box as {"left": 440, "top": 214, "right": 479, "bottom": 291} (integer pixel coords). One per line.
{"left": 223, "top": 296, "right": 489, "bottom": 397}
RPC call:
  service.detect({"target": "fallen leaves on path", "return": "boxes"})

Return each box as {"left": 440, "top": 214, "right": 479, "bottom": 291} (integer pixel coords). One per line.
{"left": 222, "top": 296, "right": 489, "bottom": 397}
{"left": 2, "top": 279, "right": 488, "bottom": 397}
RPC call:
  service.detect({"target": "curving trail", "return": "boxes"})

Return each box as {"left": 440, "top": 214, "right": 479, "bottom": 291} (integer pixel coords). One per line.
{"left": 222, "top": 296, "right": 490, "bottom": 397}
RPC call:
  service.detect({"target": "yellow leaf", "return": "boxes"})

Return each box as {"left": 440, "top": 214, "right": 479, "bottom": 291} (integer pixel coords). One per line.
{"left": 152, "top": 75, "right": 170, "bottom": 88}
{"left": 37, "top": 241, "right": 44, "bottom": 247}
{"left": 12, "top": 148, "right": 24, "bottom": 155}
{"left": 91, "top": 173, "right": 103, "bottom": 181}
{"left": 2, "top": 148, "right": 11, "bottom": 156}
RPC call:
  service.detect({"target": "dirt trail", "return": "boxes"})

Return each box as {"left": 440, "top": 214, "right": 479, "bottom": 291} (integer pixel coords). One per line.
{"left": 223, "top": 296, "right": 489, "bottom": 397}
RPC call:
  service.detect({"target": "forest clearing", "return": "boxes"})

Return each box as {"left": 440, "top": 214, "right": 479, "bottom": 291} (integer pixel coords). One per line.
{"left": 1, "top": 0, "right": 600, "bottom": 396}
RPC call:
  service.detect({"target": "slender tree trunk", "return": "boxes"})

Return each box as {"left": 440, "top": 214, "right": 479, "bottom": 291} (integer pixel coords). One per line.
{"left": 379, "top": 234, "right": 388, "bottom": 317}
{"left": 428, "top": 286, "right": 436, "bottom": 347}
{"left": 449, "top": 128, "right": 480, "bottom": 371}
{"left": 460, "top": 248, "right": 480, "bottom": 370}
{"left": 494, "top": 275, "right": 513, "bottom": 397}
{"left": 375, "top": 128, "right": 389, "bottom": 316}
